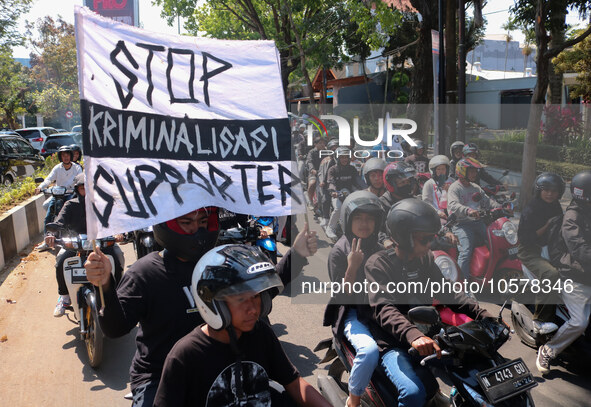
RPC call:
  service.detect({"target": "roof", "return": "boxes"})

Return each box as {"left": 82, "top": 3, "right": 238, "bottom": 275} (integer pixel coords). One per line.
{"left": 381, "top": 0, "right": 418, "bottom": 13}
{"left": 311, "top": 68, "right": 338, "bottom": 91}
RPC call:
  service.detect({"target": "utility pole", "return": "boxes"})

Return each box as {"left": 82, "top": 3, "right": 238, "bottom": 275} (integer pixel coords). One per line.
{"left": 437, "top": 0, "right": 446, "bottom": 154}
{"left": 458, "top": 0, "right": 466, "bottom": 142}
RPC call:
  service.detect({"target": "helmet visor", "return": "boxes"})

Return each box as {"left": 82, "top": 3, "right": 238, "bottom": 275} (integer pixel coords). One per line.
{"left": 214, "top": 273, "right": 284, "bottom": 300}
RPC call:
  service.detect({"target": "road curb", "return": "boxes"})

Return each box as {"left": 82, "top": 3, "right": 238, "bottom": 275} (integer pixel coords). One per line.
{"left": 0, "top": 194, "right": 45, "bottom": 269}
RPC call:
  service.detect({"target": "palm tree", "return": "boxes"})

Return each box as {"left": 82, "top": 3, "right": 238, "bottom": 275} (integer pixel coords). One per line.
{"left": 501, "top": 19, "right": 517, "bottom": 78}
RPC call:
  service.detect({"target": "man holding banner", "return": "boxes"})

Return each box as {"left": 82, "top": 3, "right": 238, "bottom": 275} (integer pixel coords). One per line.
{"left": 75, "top": 5, "right": 307, "bottom": 406}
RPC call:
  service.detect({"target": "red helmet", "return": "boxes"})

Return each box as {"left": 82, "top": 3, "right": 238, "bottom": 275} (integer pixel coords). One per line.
{"left": 383, "top": 161, "right": 416, "bottom": 194}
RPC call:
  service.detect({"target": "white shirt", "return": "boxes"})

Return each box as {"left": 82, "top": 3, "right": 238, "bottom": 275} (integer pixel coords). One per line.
{"left": 39, "top": 162, "right": 83, "bottom": 191}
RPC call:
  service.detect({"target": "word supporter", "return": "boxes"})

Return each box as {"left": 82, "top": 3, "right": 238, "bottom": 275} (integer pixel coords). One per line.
{"left": 88, "top": 160, "right": 301, "bottom": 229}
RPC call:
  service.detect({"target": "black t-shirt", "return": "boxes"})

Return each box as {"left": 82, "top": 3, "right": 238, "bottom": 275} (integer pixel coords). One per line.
{"left": 153, "top": 322, "right": 299, "bottom": 407}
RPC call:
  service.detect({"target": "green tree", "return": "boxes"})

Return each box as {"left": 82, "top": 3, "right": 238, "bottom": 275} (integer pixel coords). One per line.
{"left": 26, "top": 16, "right": 79, "bottom": 124}
{"left": 0, "top": 49, "right": 33, "bottom": 128}
{"left": 0, "top": 0, "right": 33, "bottom": 48}
{"left": 510, "top": 0, "right": 591, "bottom": 208}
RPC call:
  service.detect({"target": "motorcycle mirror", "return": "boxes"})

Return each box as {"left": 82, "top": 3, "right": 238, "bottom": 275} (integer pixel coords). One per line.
{"left": 472, "top": 192, "right": 483, "bottom": 202}
{"left": 408, "top": 306, "right": 440, "bottom": 325}
{"left": 45, "top": 222, "right": 63, "bottom": 233}
{"left": 34, "top": 177, "right": 44, "bottom": 184}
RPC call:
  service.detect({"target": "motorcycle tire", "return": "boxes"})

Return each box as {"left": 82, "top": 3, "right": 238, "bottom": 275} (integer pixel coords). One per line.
{"left": 84, "top": 291, "right": 104, "bottom": 368}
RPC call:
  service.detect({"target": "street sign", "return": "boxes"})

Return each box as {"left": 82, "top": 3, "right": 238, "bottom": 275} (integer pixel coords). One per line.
{"left": 65, "top": 111, "right": 73, "bottom": 119}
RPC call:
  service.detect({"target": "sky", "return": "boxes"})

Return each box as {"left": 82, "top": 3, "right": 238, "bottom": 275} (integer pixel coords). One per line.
{"left": 13, "top": 0, "right": 590, "bottom": 59}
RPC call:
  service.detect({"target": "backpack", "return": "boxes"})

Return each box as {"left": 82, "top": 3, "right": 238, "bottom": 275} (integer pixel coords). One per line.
{"left": 545, "top": 214, "right": 566, "bottom": 267}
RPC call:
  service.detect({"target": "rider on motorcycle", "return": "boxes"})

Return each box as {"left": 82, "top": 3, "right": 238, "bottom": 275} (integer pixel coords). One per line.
{"left": 85, "top": 209, "right": 318, "bottom": 406}
{"left": 325, "top": 147, "right": 364, "bottom": 240}
{"left": 362, "top": 157, "right": 387, "bottom": 198}
{"left": 447, "top": 158, "right": 503, "bottom": 280}
{"left": 379, "top": 161, "right": 417, "bottom": 214}
{"left": 44, "top": 173, "right": 124, "bottom": 317}
{"left": 537, "top": 170, "right": 591, "bottom": 375}
{"left": 422, "top": 155, "right": 451, "bottom": 220}
{"left": 448, "top": 141, "right": 465, "bottom": 178}
{"left": 404, "top": 139, "right": 429, "bottom": 173}
{"left": 363, "top": 199, "right": 494, "bottom": 407}
{"left": 35, "top": 145, "right": 83, "bottom": 250}
{"left": 324, "top": 191, "right": 384, "bottom": 407}
{"left": 69, "top": 144, "right": 82, "bottom": 164}
{"left": 154, "top": 244, "right": 331, "bottom": 407}
{"left": 318, "top": 139, "right": 339, "bottom": 226}
{"left": 305, "top": 136, "right": 327, "bottom": 209}
{"left": 462, "top": 143, "right": 503, "bottom": 186}
{"left": 517, "top": 172, "right": 565, "bottom": 335}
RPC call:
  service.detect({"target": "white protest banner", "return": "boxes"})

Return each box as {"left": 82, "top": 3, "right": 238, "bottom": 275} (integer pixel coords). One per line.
{"left": 74, "top": 6, "right": 303, "bottom": 239}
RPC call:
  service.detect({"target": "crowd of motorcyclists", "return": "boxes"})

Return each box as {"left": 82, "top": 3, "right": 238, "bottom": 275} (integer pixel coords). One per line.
{"left": 32, "top": 124, "right": 591, "bottom": 407}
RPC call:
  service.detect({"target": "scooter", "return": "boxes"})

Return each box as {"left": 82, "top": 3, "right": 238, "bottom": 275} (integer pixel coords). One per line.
{"left": 510, "top": 247, "right": 591, "bottom": 368}
{"left": 406, "top": 304, "right": 537, "bottom": 406}
{"left": 251, "top": 216, "right": 278, "bottom": 263}
{"left": 316, "top": 303, "right": 536, "bottom": 406}
{"left": 46, "top": 223, "right": 123, "bottom": 368}
{"left": 433, "top": 204, "right": 522, "bottom": 291}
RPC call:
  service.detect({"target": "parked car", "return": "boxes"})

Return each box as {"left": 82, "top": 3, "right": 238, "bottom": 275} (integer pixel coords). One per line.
{"left": 14, "top": 127, "right": 58, "bottom": 151}
{"left": 71, "top": 125, "right": 82, "bottom": 133}
{"left": 40, "top": 132, "right": 83, "bottom": 158}
{"left": 0, "top": 129, "right": 21, "bottom": 137}
{"left": 0, "top": 134, "right": 45, "bottom": 185}
{"left": 55, "top": 128, "right": 68, "bottom": 133}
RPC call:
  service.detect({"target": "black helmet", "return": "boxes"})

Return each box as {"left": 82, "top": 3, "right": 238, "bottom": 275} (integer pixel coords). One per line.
{"left": 57, "top": 145, "right": 73, "bottom": 162}
{"left": 192, "top": 244, "right": 283, "bottom": 330}
{"left": 153, "top": 207, "right": 220, "bottom": 262}
{"left": 570, "top": 170, "right": 591, "bottom": 203}
{"left": 73, "top": 173, "right": 85, "bottom": 196}
{"left": 340, "top": 191, "right": 385, "bottom": 240}
{"left": 462, "top": 143, "right": 480, "bottom": 159}
{"left": 383, "top": 161, "right": 416, "bottom": 196}
{"left": 534, "top": 172, "right": 565, "bottom": 198}
{"left": 362, "top": 157, "right": 387, "bottom": 185}
{"left": 450, "top": 141, "right": 465, "bottom": 157}
{"left": 69, "top": 144, "right": 82, "bottom": 161}
{"left": 411, "top": 139, "right": 425, "bottom": 155}
{"left": 386, "top": 199, "right": 441, "bottom": 252}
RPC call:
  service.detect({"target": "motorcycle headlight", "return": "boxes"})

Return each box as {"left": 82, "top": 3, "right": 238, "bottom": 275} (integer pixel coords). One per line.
{"left": 502, "top": 221, "right": 518, "bottom": 245}
{"left": 141, "top": 235, "right": 154, "bottom": 247}
{"left": 434, "top": 254, "right": 459, "bottom": 282}
{"left": 52, "top": 186, "right": 66, "bottom": 195}
{"left": 81, "top": 239, "right": 94, "bottom": 251}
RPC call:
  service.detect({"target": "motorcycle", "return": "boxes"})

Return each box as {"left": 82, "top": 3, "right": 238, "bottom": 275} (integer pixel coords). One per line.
{"left": 130, "top": 226, "right": 162, "bottom": 259}
{"left": 406, "top": 304, "right": 537, "bottom": 406}
{"left": 42, "top": 185, "right": 74, "bottom": 224}
{"left": 46, "top": 222, "right": 123, "bottom": 368}
{"left": 510, "top": 247, "right": 591, "bottom": 368}
{"left": 316, "top": 303, "right": 536, "bottom": 406}
{"left": 217, "top": 216, "right": 278, "bottom": 263}
{"left": 433, "top": 203, "right": 523, "bottom": 291}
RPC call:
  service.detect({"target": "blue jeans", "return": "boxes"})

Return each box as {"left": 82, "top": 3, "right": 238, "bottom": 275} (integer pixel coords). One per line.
{"left": 381, "top": 347, "right": 437, "bottom": 407}
{"left": 452, "top": 221, "right": 487, "bottom": 280}
{"left": 343, "top": 308, "right": 380, "bottom": 397}
{"left": 43, "top": 194, "right": 74, "bottom": 233}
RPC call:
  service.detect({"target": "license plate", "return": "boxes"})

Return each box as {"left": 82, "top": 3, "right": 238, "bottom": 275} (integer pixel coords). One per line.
{"left": 70, "top": 267, "right": 89, "bottom": 284}
{"left": 508, "top": 246, "right": 519, "bottom": 256}
{"left": 476, "top": 358, "right": 537, "bottom": 403}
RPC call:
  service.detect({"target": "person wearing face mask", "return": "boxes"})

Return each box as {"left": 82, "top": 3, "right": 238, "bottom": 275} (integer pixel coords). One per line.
{"left": 447, "top": 158, "right": 504, "bottom": 280}
{"left": 379, "top": 161, "right": 417, "bottom": 214}
{"left": 517, "top": 173, "right": 565, "bottom": 336}
{"left": 537, "top": 170, "right": 591, "bottom": 375}
{"left": 422, "top": 155, "right": 451, "bottom": 220}
{"left": 85, "top": 207, "right": 318, "bottom": 407}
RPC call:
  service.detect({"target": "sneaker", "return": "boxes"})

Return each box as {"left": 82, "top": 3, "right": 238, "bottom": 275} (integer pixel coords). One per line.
{"left": 319, "top": 218, "right": 328, "bottom": 227}
{"left": 536, "top": 345, "right": 552, "bottom": 375}
{"left": 325, "top": 227, "right": 338, "bottom": 241}
{"left": 36, "top": 242, "right": 51, "bottom": 252}
{"left": 533, "top": 320, "right": 559, "bottom": 335}
{"left": 53, "top": 296, "right": 71, "bottom": 317}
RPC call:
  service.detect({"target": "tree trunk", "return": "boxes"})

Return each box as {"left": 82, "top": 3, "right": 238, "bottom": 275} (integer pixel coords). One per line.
{"left": 286, "top": 3, "right": 315, "bottom": 106}
{"left": 445, "top": 0, "right": 457, "bottom": 149}
{"left": 545, "top": 7, "right": 567, "bottom": 144}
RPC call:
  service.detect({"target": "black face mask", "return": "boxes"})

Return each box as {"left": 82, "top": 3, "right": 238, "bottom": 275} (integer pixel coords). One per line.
{"left": 396, "top": 183, "right": 412, "bottom": 197}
